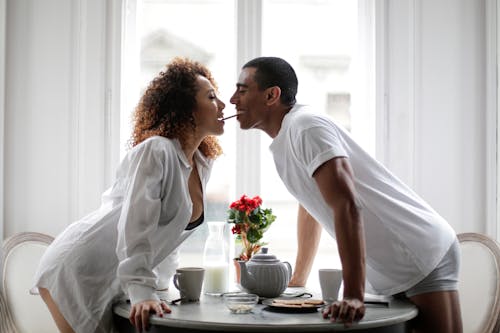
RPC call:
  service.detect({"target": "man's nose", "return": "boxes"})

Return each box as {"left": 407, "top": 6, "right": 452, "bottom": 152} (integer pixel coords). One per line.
{"left": 229, "top": 93, "right": 237, "bottom": 104}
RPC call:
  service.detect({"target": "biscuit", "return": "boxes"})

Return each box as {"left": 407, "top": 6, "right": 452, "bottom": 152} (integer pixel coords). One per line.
{"left": 271, "top": 302, "right": 302, "bottom": 308}
{"left": 300, "top": 303, "right": 316, "bottom": 308}
{"left": 271, "top": 298, "right": 324, "bottom": 308}
{"left": 304, "top": 299, "right": 324, "bottom": 305}
{"left": 272, "top": 299, "right": 304, "bottom": 305}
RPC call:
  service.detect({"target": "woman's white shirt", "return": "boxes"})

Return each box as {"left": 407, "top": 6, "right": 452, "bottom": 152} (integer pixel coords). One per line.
{"left": 112, "top": 136, "right": 212, "bottom": 304}
{"left": 33, "top": 136, "right": 213, "bottom": 332}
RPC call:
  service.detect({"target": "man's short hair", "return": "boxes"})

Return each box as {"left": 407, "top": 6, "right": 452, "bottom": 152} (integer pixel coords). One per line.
{"left": 243, "top": 57, "right": 298, "bottom": 106}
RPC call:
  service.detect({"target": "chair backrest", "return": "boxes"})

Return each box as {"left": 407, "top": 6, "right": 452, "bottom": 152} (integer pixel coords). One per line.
{"left": 1, "top": 291, "right": 19, "bottom": 333}
{"left": 1, "top": 232, "right": 58, "bottom": 333}
{"left": 458, "top": 232, "right": 500, "bottom": 333}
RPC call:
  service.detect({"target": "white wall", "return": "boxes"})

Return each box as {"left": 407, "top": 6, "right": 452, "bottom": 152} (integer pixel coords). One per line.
{"left": 0, "top": 0, "right": 494, "bottom": 239}
{"left": 417, "top": 0, "right": 487, "bottom": 233}
{"left": 383, "top": 0, "right": 490, "bottom": 234}
{"left": 2, "top": 0, "right": 120, "bottom": 237}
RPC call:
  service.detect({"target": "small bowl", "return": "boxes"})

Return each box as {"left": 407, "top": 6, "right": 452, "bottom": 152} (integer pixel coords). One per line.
{"left": 223, "top": 293, "right": 259, "bottom": 314}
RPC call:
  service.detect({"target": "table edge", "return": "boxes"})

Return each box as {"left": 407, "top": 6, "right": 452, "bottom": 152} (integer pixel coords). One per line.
{"left": 113, "top": 301, "right": 418, "bottom": 332}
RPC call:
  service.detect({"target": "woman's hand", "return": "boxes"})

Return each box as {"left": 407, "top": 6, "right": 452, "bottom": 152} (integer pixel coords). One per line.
{"left": 287, "top": 275, "right": 306, "bottom": 287}
{"left": 322, "top": 297, "right": 365, "bottom": 327}
{"left": 129, "top": 299, "right": 171, "bottom": 332}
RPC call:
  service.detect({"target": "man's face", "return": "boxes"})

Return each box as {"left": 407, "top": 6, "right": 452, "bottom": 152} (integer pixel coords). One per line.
{"left": 229, "top": 67, "right": 269, "bottom": 130}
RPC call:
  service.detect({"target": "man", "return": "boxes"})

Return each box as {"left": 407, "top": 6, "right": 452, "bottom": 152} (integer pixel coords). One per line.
{"left": 230, "top": 56, "right": 462, "bottom": 332}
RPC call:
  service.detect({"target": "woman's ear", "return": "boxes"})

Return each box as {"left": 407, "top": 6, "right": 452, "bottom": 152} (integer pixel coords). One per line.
{"left": 265, "top": 86, "right": 281, "bottom": 105}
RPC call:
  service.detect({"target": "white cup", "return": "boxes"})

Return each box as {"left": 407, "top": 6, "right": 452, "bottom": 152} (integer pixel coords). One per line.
{"left": 173, "top": 267, "right": 205, "bottom": 301}
{"left": 319, "top": 268, "right": 343, "bottom": 303}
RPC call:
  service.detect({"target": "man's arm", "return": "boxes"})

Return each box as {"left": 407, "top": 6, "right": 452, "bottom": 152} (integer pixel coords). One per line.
{"left": 313, "top": 156, "right": 366, "bottom": 324}
{"left": 288, "top": 205, "right": 322, "bottom": 287}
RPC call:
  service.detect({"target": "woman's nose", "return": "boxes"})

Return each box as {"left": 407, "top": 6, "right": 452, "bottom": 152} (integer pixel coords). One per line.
{"left": 218, "top": 98, "right": 226, "bottom": 110}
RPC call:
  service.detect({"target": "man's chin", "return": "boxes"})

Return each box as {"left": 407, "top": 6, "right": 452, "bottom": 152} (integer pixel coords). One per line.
{"left": 239, "top": 122, "right": 262, "bottom": 131}
{"left": 238, "top": 122, "right": 250, "bottom": 130}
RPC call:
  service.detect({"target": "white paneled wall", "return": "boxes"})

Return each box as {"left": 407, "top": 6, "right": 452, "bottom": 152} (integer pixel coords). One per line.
{"left": 0, "top": 0, "right": 495, "bottom": 239}
{"left": 382, "top": 0, "right": 490, "bottom": 234}
{"left": 3, "top": 0, "right": 120, "bottom": 237}
{"left": 416, "top": 0, "right": 486, "bottom": 233}
{"left": 0, "top": 0, "right": 6, "bottom": 245}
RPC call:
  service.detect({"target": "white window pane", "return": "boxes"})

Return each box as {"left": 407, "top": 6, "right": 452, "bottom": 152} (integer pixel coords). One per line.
{"left": 135, "top": 0, "right": 237, "bottom": 267}
{"left": 260, "top": 0, "right": 359, "bottom": 288}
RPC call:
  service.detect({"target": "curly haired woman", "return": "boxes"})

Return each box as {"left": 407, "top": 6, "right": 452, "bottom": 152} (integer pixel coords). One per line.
{"left": 33, "top": 57, "right": 227, "bottom": 333}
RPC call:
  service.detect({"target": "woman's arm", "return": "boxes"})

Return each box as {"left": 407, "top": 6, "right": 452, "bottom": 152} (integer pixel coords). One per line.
{"left": 115, "top": 141, "right": 171, "bottom": 331}
{"left": 154, "top": 248, "right": 180, "bottom": 290}
{"left": 289, "top": 205, "right": 322, "bottom": 286}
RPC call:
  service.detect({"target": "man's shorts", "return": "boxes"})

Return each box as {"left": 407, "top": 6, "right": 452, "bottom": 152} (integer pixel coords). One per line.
{"left": 404, "top": 238, "right": 460, "bottom": 298}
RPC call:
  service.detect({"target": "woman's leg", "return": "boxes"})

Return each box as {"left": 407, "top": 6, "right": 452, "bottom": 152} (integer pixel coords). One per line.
{"left": 38, "top": 287, "right": 76, "bottom": 333}
{"left": 409, "top": 290, "right": 462, "bottom": 333}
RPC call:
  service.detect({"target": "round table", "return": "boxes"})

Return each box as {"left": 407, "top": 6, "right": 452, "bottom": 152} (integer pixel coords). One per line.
{"left": 113, "top": 295, "right": 417, "bottom": 332}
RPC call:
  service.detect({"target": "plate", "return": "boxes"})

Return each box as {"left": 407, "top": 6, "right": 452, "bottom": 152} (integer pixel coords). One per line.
{"left": 262, "top": 298, "right": 326, "bottom": 313}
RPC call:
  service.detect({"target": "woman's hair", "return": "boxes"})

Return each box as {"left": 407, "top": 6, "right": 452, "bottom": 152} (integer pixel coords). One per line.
{"left": 130, "top": 57, "right": 222, "bottom": 159}
{"left": 243, "top": 57, "right": 298, "bottom": 107}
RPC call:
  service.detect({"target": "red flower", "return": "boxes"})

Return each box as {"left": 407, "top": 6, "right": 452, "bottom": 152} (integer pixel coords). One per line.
{"left": 227, "top": 194, "right": 276, "bottom": 260}
{"left": 231, "top": 224, "right": 242, "bottom": 235}
{"left": 229, "top": 194, "right": 263, "bottom": 214}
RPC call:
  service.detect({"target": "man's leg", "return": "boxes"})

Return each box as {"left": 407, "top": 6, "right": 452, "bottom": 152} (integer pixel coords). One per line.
{"left": 409, "top": 290, "right": 462, "bottom": 333}
{"left": 39, "top": 287, "right": 76, "bottom": 333}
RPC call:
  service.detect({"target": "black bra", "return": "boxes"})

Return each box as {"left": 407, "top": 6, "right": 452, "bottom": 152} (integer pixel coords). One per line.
{"left": 185, "top": 212, "right": 204, "bottom": 231}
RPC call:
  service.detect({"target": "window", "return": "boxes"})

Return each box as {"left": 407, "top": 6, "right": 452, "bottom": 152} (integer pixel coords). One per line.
{"left": 122, "top": 0, "right": 374, "bottom": 289}
{"left": 259, "top": 0, "right": 363, "bottom": 286}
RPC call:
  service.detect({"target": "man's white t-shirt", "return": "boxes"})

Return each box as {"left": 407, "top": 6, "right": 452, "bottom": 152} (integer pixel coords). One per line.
{"left": 269, "top": 104, "right": 456, "bottom": 295}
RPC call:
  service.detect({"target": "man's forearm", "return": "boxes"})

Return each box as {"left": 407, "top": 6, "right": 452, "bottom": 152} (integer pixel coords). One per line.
{"left": 334, "top": 201, "right": 366, "bottom": 300}
{"left": 289, "top": 205, "right": 322, "bottom": 286}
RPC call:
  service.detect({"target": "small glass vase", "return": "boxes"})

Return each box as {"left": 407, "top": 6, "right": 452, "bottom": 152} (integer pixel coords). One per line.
{"left": 203, "top": 222, "right": 230, "bottom": 295}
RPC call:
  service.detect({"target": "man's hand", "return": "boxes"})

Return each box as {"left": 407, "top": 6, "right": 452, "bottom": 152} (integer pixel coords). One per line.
{"left": 129, "top": 299, "right": 171, "bottom": 332}
{"left": 322, "top": 297, "right": 365, "bottom": 327}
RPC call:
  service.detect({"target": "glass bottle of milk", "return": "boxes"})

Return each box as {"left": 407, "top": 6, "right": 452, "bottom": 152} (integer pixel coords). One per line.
{"left": 203, "top": 221, "right": 230, "bottom": 295}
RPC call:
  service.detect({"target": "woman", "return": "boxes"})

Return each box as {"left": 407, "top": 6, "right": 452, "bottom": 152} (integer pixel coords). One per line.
{"left": 33, "top": 57, "right": 226, "bottom": 333}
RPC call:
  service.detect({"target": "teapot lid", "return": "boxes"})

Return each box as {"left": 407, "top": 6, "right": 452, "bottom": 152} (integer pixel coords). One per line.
{"left": 250, "top": 247, "right": 279, "bottom": 262}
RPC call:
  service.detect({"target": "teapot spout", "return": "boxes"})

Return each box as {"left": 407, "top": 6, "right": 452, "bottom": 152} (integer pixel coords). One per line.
{"left": 238, "top": 260, "right": 256, "bottom": 290}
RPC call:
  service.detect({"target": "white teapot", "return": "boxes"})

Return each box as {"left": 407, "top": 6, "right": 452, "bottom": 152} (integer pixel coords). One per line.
{"left": 238, "top": 248, "right": 292, "bottom": 298}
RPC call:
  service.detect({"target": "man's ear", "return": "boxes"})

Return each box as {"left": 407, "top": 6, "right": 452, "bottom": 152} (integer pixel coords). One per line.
{"left": 265, "top": 86, "right": 281, "bottom": 105}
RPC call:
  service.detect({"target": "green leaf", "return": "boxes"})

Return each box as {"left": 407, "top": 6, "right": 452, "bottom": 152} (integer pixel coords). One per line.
{"left": 247, "top": 228, "right": 263, "bottom": 243}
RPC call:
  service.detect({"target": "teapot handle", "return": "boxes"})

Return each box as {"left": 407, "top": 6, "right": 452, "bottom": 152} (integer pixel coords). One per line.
{"left": 283, "top": 261, "right": 292, "bottom": 280}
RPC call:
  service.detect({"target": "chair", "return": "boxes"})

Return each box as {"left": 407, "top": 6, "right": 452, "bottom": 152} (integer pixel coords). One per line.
{"left": 1, "top": 232, "right": 58, "bottom": 333}
{"left": 458, "top": 232, "right": 500, "bottom": 333}
{"left": 1, "top": 291, "right": 18, "bottom": 333}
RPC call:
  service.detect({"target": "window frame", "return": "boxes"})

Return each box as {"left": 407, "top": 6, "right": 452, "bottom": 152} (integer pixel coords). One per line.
{"left": 117, "top": 0, "right": 500, "bottom": 245}
{"left": 234, "top": 0, "right": 262, "bottom": 196}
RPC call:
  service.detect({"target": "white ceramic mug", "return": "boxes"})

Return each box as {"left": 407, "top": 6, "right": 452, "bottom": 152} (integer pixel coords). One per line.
{"left": 319, "top": 268, "right": 343, "bottom": 303}
{"left": 173, "top": 267, "right": 205, "bottom": 301}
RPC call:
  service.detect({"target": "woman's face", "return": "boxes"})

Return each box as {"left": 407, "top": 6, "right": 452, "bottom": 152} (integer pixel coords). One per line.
{"left": 193, "top": 75, "right": 226, "bottom": 137}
